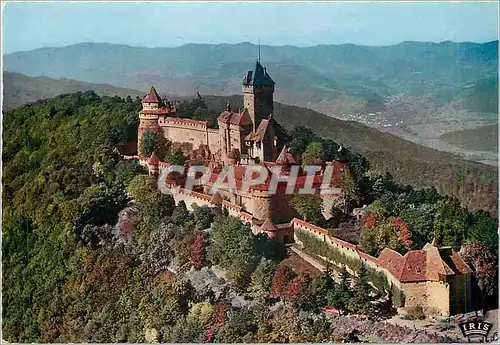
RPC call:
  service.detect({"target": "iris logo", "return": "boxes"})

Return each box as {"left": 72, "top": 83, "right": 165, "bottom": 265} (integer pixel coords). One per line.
{"left": 459, "top": 320, "right": 493, "bottom": 338}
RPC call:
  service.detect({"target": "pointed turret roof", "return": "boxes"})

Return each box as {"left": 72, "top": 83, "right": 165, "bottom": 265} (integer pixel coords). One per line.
{"left": 142, "top": 86, "right": 163, "bottom": 104}
{"left": 242, "top": 61, "right": 275, "bottom": 87}
{"left": 147, "top": 152, "right": 160, "bottom": 165}
{"left": 261, "top": 217, "right": 278, "bottom": 232}
{"left": 276, "top": 145, "right": 296, "bottom": 165}
{"left": 209, "top": 192, "right": 223, "bottom": 205}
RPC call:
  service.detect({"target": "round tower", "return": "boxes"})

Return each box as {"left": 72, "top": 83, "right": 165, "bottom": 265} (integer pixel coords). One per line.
{"left": 138, "top": 86, "right": 168, "bottom": 157}
{"left": 251, "top": 188, "right": 272, "bottom": 222}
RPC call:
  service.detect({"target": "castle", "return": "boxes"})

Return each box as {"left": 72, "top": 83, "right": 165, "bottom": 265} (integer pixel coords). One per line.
{"left": 138, "top": 61, "right": 284, "bottom": 165}
{"left": 125, "top": 61, "right": 474, "bottom": 317}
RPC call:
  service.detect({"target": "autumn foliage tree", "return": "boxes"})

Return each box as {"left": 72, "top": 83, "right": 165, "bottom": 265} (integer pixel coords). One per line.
{"left": 270, "top": 264, "right": 295, "bottom": 298}
{"left": 359, "top": 213, "right": 414, "bottom": 256}
{"left": 189, "top": 234, "right": 205, "bottom": 269}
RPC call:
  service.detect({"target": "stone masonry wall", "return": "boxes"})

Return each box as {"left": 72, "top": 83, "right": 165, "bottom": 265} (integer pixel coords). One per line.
{"left": 161, "top": 123, "right": 209, "bottom": 150}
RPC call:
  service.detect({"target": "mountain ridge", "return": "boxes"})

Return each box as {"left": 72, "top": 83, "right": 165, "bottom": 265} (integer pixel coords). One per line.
{"left": 7, "top": 40, "right": 498, "bottom": 53}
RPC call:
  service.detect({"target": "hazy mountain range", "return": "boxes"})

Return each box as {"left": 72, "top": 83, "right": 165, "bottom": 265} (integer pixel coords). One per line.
{"left": 3, "top": 41, "right": 498, "bottom": 164}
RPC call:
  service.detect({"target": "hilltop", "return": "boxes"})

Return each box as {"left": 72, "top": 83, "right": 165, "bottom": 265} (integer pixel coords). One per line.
{"left": 4, "top": 41, "right": 497, "bottom": 159}
{"left": 3, "top": 71, "right": 496, "bottom": 215}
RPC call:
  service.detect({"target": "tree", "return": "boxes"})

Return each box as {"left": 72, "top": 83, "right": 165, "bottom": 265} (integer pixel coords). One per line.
{"left": 433, "top": 197, "right": 467, "bottom": 247}
{"left": 140, "top": 130, "right": 168, "bottom": 159}
{"left": 349, "top": 264, "right": 372, "bottom": 314}
{"left": 322, "top": 139, "right": 342, "bottom": 162}
{"left": 288, "top": 126, "right": 317, "bottom": 160}
{"left": 329, "top": 204, "right": 345, "bottom": 227}
{"left": 192, "top": 204, "right": 214, "bottom": 230}
{"left": 216, "top": 309, "right": 257, "bottom": 343}
{"left": 270, "top": 264, "right": 295, "bottom": 298}
{"left": 209, "top": 216, "right": 256, "bottom": 288}
{"left": 359, "top": 216, "right": 413, "bottom": 256}
{"left": 249, "top": 259, "right": 276, "bottom": 300}
{"left": 127, "top": 175, "right": 175, "bottom": 219}
{"left": 460, "top": 243, "right": 498, "bottom": 298}
{"left": 74, "top": 183, "right": 128, "bottom": 247}
{"left": 189, "top": 234, "right": 205, "bottom": 269}
{"left": 301, "top": 141, "right": 325, "bottom": 165}
{"left": 290, "top": 194, "right": 324, "bottom": 223}
{"left": 166, "top": 147, "right": 185, "bottom": 165}
{"left": 329, "top": 265, "right": 352, "bottom": 310}
{"left": 141, "top": 228, "right": 173, "bottom": 275}
{"left": 113, "top": 160, "right": 148, "bottom": 187}
{"left": 253, "top": 233, "right": 285, "bottom": 261}
{"left": 400, "top": 204, "right": 436, "bottom": 248}
{"left": 466, "top": 211, "right": 498, "bottom": 252}
{"left": 284, "top": 274, "right": 314, "bottom": 310}
{"left": 311, "top": 268, "right": 336, "bottom": 308}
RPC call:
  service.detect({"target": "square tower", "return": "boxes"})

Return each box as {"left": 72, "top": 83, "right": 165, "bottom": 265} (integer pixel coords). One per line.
{"left": 242, "top": 61, "right": 275, "bottom": 131}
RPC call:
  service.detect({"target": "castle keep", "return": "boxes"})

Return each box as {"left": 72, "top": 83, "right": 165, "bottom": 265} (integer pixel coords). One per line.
{"left": 126, "top": 61, "right": 474, "bottom": 317}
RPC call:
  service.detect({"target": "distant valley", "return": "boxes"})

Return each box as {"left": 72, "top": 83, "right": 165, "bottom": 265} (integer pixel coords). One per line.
{"left": 4, "top": 41, "right": 497, "bottom": 165}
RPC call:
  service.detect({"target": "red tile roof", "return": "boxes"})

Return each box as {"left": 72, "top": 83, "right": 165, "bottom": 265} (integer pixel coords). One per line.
{"left": 441, "top": 248, "right": 473, "bottom": 274}
{"left": 148, "top": 152, "right": 160, "bottom": 165}
{"left": 209, "top": 192, "right": 224, "bottom": 205}
{"left": 142, "top": 86, "right": 163, "bottom": 103}
{"left": 377, "top": 244, "right": 471, "bottom": 283}
{"left": 261, "top": 217, "right": 278, "bottom": 232}
{"left": 276, "top": 145, "right": 296, "bottom": 164}
{"left": 399, "top": 250, "right": 427, "bottom": 283}
{"left": 191, "top": 191, "right": 212, "bottom": 201}
{"left": 425, "top": 245, "right": 454, "bottom": 281}
{"left": 245, "top": 119, "right": 269, "bottom": 142}
{"left": 218, "top": 109, "right": 252, "bottom": 126}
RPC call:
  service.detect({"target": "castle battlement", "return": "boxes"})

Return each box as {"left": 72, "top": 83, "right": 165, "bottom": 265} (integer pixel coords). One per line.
{"left": 159, "top": 117, "right": 208, "bottom": 129}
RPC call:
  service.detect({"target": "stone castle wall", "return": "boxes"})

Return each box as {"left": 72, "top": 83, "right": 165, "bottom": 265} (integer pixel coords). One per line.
{"left": 290, "top": 218, "right": 455, "bottom": 316}
{"left": 167, "top": 186, "right": 463, "bottom": 317}
{"left": 207, "top": 128, "right": 221, "bottom": 156}
{"left": 160, "top": 119, "right": 209, "bottom": 151}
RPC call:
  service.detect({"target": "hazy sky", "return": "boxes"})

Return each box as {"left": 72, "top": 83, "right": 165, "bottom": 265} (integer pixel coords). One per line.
{"left": 2, "top": 2, "right": 499, "bottom": 54}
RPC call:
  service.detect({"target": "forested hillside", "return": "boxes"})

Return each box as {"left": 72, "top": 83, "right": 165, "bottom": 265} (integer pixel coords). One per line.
{"left": 440, "top": 124, "right": 498, "bottom": 152}
{"left": 3, "top": 92, "right": 497, "bottom": 342}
